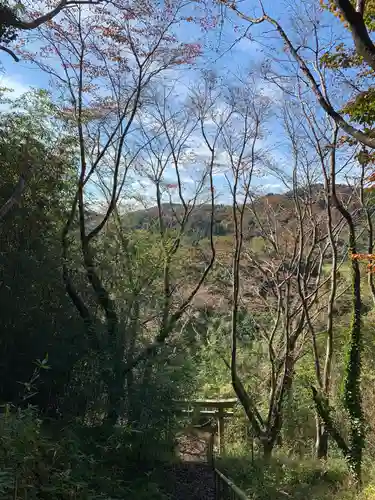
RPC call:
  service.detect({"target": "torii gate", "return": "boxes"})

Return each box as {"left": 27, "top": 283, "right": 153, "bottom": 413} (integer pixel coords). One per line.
{"left": 174, "top": 398, "right": 237, "bottom": 454}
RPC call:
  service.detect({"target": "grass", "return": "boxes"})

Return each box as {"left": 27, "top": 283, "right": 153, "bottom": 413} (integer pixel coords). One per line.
{"left": 215, "top": 454, "right": 358, "bottom": 500}
{"left": 216, "top": 449, "right": 375, "bottom": 500}
{"left": 322, "top": 260, "right": 375, "bottom": 313}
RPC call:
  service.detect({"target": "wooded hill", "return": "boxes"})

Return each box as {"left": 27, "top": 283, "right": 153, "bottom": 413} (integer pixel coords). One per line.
{"left": 87, "top": 183, "right": 355, "bottom": 240}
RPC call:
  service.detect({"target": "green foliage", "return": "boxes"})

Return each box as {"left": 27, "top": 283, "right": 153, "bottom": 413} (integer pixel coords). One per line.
{"left": 319, "top": 0, "right": 375, "bottom": 137}
{"left": 0, "top": 77, "right": 197, "bottom": 492}
{"left": 342, "top": 89, "right": 375, "bottom": 127}
{"left": 249, "top": 236, "right": 267, "bottom": 254}
{"left": 343, "top": 308, "right": 365, "bottom": 482}
{"left": 216, "top": 454, "right": 350, "bottom": 500}
{"left": 282, "top": 363, "right": 316, "bottom": 456}
{"left": 191, "top": 309, "right": 262, "bottom": 398}
{"left": 321, "top": 43, "right": 363, "bottom": 70}
{"left": 0, "top": 408, "right": 170, "bottom": 499}
{"left": 0, "top": 90, "right": 84, "bottom": 415}
{"left": 126, "top": 203, "right": 236, "bottom": 239}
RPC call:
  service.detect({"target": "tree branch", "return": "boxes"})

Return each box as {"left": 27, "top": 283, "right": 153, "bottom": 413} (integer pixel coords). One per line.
{"left": 0, "top": 139, "right": 32, "bottom": 221}
{"left": 230, "top": 5, "right": 375, "bottom": 148}
{"left": 334, "top": 0, "right": 375, "bottom": 70}
{"left": 1, "top": 1, "right": 102, "bottom": 31}
{"left": 0, "top": 44, "right": 19, "bottom": 61}
{"left": 0, "top": 173, "right": 26, "bottom": 220}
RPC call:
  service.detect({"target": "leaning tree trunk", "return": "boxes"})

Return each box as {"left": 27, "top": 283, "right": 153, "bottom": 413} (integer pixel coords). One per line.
{"left": 313, "top": 127, "right": 365, "bottom": 487}
{"left": 315, "top": 418, "right": 329, "bottom": 459}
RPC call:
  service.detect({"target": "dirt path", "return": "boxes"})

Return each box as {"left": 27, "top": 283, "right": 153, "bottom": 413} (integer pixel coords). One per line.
{"left": 160, "top": 462, "right": 215, "bottom": 500}
{"left": 159, "top": 431, "right": 216, "bottom": 499}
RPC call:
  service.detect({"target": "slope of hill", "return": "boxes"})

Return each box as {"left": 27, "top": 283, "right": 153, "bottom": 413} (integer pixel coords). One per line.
{"left": 118, "top": 183, "right": 355, "bottom": 239}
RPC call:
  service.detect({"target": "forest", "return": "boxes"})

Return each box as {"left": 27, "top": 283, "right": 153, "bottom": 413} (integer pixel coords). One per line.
{"left": 2, "top": 0, "right": 375, "bottom": 498}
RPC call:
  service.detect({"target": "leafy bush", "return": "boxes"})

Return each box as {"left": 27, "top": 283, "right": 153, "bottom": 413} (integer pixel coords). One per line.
{"left": 0, "top": 407, "right": 171, "bottom": 499}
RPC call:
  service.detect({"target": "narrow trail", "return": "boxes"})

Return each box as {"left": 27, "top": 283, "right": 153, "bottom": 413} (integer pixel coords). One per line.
{"left": 160, "top": 432, "right": 216, "bottom": 500}
{"left": 160, "top": 462, "right": 215, "bottom": 500}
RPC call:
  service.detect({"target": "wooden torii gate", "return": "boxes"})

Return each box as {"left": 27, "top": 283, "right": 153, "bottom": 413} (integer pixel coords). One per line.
{"left": 174, "top": 398, "right": 237, "bottom": 454}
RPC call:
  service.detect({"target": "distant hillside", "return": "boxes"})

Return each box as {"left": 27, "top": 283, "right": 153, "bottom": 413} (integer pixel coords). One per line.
{"left": 83, "top": 183, "right": 356, "bottom": 241}
{"left": 125, "top": 203, "right": 233, "bottom": 238}
{"left": 120, "top": 183, "right": 355, "bottom": 239}
{"left": 82, "top": 183, "right": 359, "bottom": 314}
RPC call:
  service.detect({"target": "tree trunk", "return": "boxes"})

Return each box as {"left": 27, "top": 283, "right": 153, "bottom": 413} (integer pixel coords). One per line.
{"left": 126, "top": 369, "right": 137, "bottom": 425}
{"left": 103, "top": 372, "right": 122, "bottom": 427}
{"left": 125, "top": 320, "right": 138, "bottom": 425}
{"left": 103, "top": 349, "right": 125, "bottom": 427}
{"left": 262, "top": 439, "right": 274, "bottom": 460}
{"left": 315, "top": 416, "right": 329, "bottom": 459}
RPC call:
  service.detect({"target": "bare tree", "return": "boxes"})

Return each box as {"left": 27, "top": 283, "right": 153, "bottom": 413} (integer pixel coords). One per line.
{"left": 24, "top": 0, "right": 208, "bottom": 425}
{"left": 221, "top": 92, "right": 347, "bottom": 458}
{"left": 243, "top": 184, "right": 333, "bottom": 456}
{"left": 292, "top": 72, "right": 367, "bottom": 478}
{"left": 283, "top": 97, "right": 351, "bottom": 458}
{"left": 123, "top": 83, "right": 217, "bottom": 372}
{"left": 0, "top": 0, "right": 105, "bottom": 61}
{"left": 220, "top": 0, "right": 375, "bottom": 149}
{"left": 311, "top": 125, "right": 364, "bottom": 484}
{"left": 194, "top": 73, "right": 325, "bottom": 458}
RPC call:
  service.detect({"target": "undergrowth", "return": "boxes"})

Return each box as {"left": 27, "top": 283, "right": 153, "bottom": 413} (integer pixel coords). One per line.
{"left": 216, "top": 454, "right": 351, "bottom": 500}
{"left": 216, "top": 453, "right": 375, "bottom": 500}
{"left": 0, "top": 407, "right": 172, "bottom": 500}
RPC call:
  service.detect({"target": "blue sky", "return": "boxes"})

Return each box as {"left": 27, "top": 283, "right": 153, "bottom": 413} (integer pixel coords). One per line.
{"left": 0, "top": 0, "right": 354, "bottom": 205}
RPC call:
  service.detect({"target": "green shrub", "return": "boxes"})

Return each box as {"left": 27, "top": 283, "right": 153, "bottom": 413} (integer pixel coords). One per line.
{"left": 0, "top": 407, "right": 172, "bottom": 499}
{"left": 216, "top": 454, "right": 352, "bottom": 500}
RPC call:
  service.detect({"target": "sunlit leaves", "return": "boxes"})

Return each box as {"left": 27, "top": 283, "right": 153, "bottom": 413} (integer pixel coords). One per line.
{"left": 342, "top": 88, "right": 375, "bottom": 126}
{"left": 319, "top": 0, "right": 375, "bottom": 114}
{"left": 351, "top": 252, "right": 375, "bottom": 272}
{"left": 321, "top": 43, "right": 363, "bottom": 70}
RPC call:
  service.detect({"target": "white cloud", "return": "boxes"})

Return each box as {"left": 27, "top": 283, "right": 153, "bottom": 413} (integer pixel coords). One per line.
{"left": 255, "top": 80, "right": 284, "bottom": 103}
{"left": 0, "top": 75, "right": 30, "bottom": 98}
{"left": 259, "top": 183, "right": 283, "bottom": 193}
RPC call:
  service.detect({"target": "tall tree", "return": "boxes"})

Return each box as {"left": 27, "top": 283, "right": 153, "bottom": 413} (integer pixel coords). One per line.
{"left": 0, "top": 89, "right": 86, "bottom": 416}
{"left": 19, "top": 0, "right": 214, "bottom": 425}
{"left": 312, "top": 124, "right": 365, "bottom": 485}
